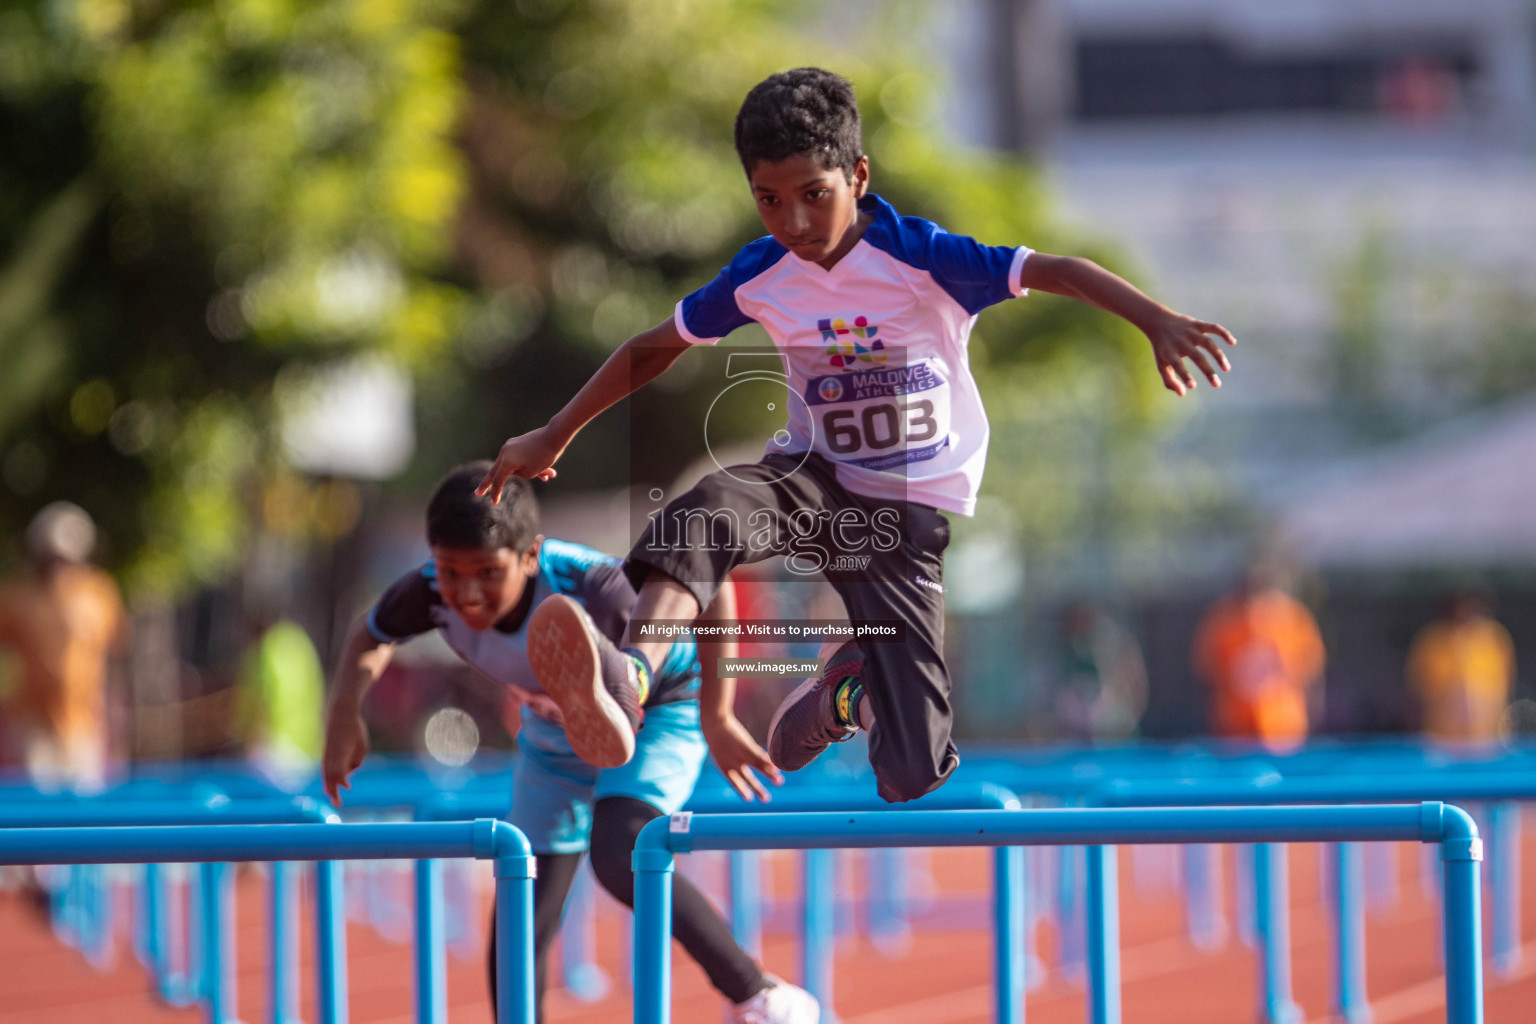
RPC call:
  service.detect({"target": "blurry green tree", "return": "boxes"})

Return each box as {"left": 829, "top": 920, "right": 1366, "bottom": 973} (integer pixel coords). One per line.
{"left": 0, "top": 0, "right": 467, "bottom": 595}
{"left": 2, "top": 0, "right": 1172, "bottom": 601}
{"left": 432, "top": 0, "right": 1167, "bottom": 574}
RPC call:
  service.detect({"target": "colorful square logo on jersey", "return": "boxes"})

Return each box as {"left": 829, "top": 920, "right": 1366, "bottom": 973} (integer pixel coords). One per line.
{"left": 819, "top": 316, "right": 886, "bottom": 368}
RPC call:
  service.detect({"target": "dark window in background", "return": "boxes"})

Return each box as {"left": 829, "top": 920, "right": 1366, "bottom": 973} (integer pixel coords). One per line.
{"left": 1074, "top": 36, "right": 1479, "bottom": 120}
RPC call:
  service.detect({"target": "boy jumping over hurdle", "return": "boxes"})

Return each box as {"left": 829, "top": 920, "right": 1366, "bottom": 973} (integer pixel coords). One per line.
{"left": 477, "top": 68, "right": 1235, "bottom": 803}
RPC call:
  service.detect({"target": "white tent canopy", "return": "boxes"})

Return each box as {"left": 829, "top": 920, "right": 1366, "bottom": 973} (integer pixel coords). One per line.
{"left": 1275, "top": 395, "right": 1536, "bottom": 567}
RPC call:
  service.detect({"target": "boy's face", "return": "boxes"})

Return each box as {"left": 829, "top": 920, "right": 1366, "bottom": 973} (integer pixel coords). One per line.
{"left": 748, "top": 153, "right": 870, "bottom": 269}
{"left": 431, "top": 541, "right": 540, "bottom": 631}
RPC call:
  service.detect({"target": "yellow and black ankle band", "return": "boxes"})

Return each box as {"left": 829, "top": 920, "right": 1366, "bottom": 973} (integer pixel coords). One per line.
{"left": 834, "top": 676, "right": 863, "bottom": 730}
{"left": 621, "top": 646, "right": 652, "bottom": 705}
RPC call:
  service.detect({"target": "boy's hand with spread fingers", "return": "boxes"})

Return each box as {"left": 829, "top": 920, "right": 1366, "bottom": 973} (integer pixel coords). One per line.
{"left": 702, "top": 710, "right": 783, "bottom": 802}
{"left": 477, "top": 426, "right": 567, "bottom": 503}
{"left": 692, "top": 579, "right": 780, "bottom": 802}
{"left": 1142, "top": 312, "right": 1237, "bottom": 397}
{"left": 1017, "top": 252, "right": 1237, "bottom": 398}
{"left": 478, "top": 318, "right": 692, "bottom": 505}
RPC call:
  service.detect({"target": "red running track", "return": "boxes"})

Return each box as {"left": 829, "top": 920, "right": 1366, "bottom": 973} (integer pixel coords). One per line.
{"left": 4, "top": 832, "right": 1536, "bottom": 1024}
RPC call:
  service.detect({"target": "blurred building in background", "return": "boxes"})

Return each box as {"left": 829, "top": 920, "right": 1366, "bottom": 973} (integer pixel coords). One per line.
{"left": 930, "top": 0, "right": 1536, "bottom": 739}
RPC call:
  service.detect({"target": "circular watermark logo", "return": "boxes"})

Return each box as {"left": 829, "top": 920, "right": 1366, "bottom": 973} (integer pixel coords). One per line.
{"left": 703, "top": 375, "right": 814, "bottom": 484}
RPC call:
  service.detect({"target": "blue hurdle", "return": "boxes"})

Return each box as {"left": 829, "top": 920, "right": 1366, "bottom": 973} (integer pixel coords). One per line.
{"left": 631, "top": 803, "right": 1484, "bottom": 1024}
{"left": 0, "top": 819, "right": 536, "bottom": 1024}
{"left": 2, "top": 793, "right": 338, "bottom": 1022}
{"left": 1094, "top": 772, "right": 1536, "bottom": 1023}
{"left": 958, "top": 744, "right": 1536, "bottom": 984}
{"left": 419, "top": 780, "right": 1027, "bottom": 1016}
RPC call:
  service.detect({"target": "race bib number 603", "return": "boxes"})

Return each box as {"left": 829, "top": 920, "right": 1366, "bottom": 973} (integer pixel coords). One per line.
{"left": 804, "top": 361, "right": 951, "bottom": 472}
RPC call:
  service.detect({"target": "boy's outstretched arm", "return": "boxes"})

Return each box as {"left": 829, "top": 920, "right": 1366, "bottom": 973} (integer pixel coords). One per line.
{"left": 321, "top": 617, "right": 396, "bottom": 805}
{"left": 695, "top": 579, "right": 782, "bottom": 802}
{"left": 477, "top": 318, "right": 691, "bottom": 503}
{"left": 1018, "top": 254, "right": 1236, "bottom": 397}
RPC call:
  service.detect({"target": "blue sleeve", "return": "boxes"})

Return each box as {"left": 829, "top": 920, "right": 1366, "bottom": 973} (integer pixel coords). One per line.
{"left": 879, "top": 214, "right": 1029, "bottom": 316}
{"left": 659, "top": 636, "right": 701, "bottom": 683}
{"left": 674, "top": 236, "right": 787, "bottom": 343}
{"left": 926, "top": 228, "right": 1029, "bottom": 314}
{"left": 540, "top": 540, "right": 635, "bottom": 644}
{"left": 676, "top": 269, "right": 752, "bottom": 344}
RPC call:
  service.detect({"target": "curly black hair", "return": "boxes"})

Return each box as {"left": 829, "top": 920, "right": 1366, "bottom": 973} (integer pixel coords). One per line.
{"left": 425, "top": 462, "right": 540, "bottom": 552}
{"left": 734, "top": 68, "right": 863, "bottom": 179}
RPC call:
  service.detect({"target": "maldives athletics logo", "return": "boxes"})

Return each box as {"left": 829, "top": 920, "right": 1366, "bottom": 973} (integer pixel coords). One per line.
{"left": 820, "top": 315, "right": 887, "bottom": 368}
{"left": 816, "top": 376, "right": 844, "bottom": 402}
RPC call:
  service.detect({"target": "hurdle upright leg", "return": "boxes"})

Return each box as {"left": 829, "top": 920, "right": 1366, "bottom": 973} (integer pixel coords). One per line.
{"left": 1252, "top": 844, "right": 1301, "bottom": 1024}
{"left": 1329, "top": 843, "right": 1369, "bottom": 1024}
{"left": 727, "top": 850, "right": 763, "bottom": 957}
{"left": 270, "top": 862, "right": 301, "bottom": 1024}
{"left": 316, "top": 860, "right": 348, "bottom": 1024}
{"left": 414, "top": 859, "right": 446, "bottom": 1024}
{"left": 1182, "top": 844, "right": 1226, "bottom": 951}
{"left": 494, "top": 850, "right": 536, "bottom": 1024}
{"left": 1489, "top": 802, "right": 1521, "bottom": 976}
{"left": 993, "top": 845, "right": 1025, "bottom": 1024}
{"left": 1440, "top": 829, "right": 1484, "bottom": 1024}
{"left": 198, "top": 861, "right": 237, "bottom": 1024}
{"left": 1085, "top": 845, "right": 1121, "bottom": 1024}
{"left": 633, "top": 844, "right": 676, "bottom": 1024}
{"left": 802, "top": 849, "right": 837, "bottom": 1017}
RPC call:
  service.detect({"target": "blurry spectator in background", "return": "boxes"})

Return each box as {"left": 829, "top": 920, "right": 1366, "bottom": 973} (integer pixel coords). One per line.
{"left": 1406, "top": 589, "right": 1513, "bottom": 748}
{"left": 1192, "top": 563, "right": 1325, "bottom": 752}
{"left": 0, "top": 503, "right": 127, "bottom": 791}
{"left": 1054, "top": 601, "right": 1148, "bottom": 743}
{"left": 235, "top": 610, "right": 325, "bottom": 789}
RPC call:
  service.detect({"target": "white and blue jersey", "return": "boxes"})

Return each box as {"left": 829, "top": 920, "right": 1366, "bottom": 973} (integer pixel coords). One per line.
{"left": 674, "top": 193, "right": 1032, "bottom": 517}
{"left": 366, "top": 538, "right": 701, "bottom": 705}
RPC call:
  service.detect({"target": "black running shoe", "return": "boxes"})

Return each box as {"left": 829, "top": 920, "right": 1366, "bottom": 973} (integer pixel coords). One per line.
{"left": 766, "top": 641, "right": 863, "bottom": 772}
{"left": 526, "top": 595, "right": 642, "bottom": 768}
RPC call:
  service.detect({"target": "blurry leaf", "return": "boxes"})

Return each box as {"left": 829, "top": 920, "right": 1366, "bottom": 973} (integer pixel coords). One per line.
{"left": 435, "top": 0, "right": 1167, "bottom": 552}
{"left": 0, "top": 177, "right": 100, "bottom": 439}
{"left": 0, "top": 0, "right": 1187, "bottom": 599}
{"left": 0, "top": 0, "right": 469, "bottom": 595}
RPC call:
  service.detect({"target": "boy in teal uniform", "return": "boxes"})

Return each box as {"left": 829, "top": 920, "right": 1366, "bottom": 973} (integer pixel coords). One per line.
{"left": 322, "top": 464, "right": 816, "bottom": 1023}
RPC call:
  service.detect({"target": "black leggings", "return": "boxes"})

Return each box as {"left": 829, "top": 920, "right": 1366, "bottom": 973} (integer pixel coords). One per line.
{"left": 488, "top": 796, "right": 767, "bottom": 1021}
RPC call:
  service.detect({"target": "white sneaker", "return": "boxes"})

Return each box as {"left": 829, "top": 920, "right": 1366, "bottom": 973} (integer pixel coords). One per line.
{"left": 728, "top": 977, "right": 820, "bottom": 1024}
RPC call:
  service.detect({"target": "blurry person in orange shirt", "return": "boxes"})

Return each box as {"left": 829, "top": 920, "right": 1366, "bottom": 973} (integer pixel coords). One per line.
{"left": 1192, "top": 564, "right": 1325, "bottom": 752}
{"left": 1407, "top": 589, "right": 1514, "bottom": 748}
{"left": 0, "top": 503, "right": 128, "bottom": 791}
